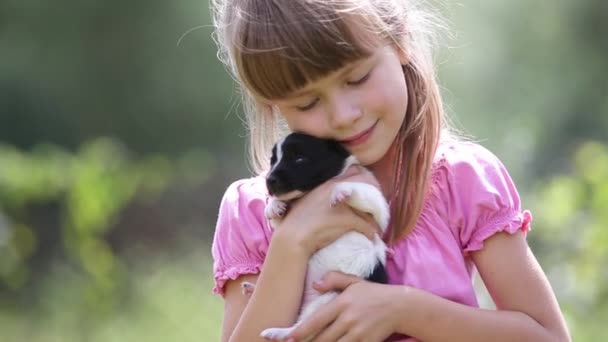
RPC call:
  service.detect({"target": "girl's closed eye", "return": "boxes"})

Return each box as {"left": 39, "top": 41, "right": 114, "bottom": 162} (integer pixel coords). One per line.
{"left": 294, "top": 72, "right": 372, "bottom": 112}
{"left": 347, "top": 69, "right": 373, "bottom": 86}
{"left": 295, "top": 98, "right": 319, "bottom": 112}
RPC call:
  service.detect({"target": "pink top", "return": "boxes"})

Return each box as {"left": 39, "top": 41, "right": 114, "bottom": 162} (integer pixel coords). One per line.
{"left": 211, "top": 142, "right": 532, "bottom": 342}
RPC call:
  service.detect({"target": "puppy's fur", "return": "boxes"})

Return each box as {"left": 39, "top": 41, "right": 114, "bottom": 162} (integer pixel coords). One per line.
{"left": 247, "top": 132, "right": 390, "bottom": 341}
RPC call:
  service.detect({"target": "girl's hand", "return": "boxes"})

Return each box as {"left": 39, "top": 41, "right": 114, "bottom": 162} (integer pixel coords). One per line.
{"left": 273, "top": 165, "right": 383, "bottom": 257}
{"left": 286, "top": 272, "right": 403, "bottom": 342}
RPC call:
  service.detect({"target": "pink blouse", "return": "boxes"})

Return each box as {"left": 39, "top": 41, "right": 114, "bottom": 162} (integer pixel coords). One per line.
{"left": 211, "top": 142, "right": 532, "bottom": 341}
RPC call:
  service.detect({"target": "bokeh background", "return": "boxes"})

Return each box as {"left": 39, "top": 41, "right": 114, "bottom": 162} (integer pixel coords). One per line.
{"left": 1, "top": 0, "right": 606, "bottom": 341}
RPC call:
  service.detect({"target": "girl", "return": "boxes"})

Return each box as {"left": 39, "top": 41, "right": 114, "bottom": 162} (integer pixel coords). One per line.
{"left": 210, "top": 0, "right": 570, "bottom": 341}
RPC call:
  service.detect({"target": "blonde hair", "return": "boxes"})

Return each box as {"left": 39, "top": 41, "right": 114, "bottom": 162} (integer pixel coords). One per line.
{"left": 211, "top": 0, "right": 451, "bottom": 242}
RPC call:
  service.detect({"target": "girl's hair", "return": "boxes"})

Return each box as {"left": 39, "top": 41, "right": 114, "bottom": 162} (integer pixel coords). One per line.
{"left": 211, "top": 0, "right": 451, "bottom": 242}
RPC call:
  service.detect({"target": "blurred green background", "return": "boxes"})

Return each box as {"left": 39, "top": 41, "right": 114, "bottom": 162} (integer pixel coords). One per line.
{"left": 0, "top": 0, "right": 606, "bottom": 341}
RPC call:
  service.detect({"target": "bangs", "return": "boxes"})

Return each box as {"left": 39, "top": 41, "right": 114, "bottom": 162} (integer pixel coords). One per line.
{"left": 231, "top": 2, "right": 385, "bottom": 99}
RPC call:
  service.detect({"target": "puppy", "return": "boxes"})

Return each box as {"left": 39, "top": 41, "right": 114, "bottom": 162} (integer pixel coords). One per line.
{"left": 246, "top": 132, "right": 390, "bottom": 341}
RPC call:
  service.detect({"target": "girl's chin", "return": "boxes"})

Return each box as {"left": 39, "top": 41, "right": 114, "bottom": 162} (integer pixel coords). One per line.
{"left": 355, "top": 145, "right": 396, "bottom": 170}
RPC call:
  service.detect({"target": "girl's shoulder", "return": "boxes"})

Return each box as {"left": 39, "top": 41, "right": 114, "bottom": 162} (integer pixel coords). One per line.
{"left": 432, "top": 141, "right": 514, "bottom": 193}
{"left": 215, "top": 175, "right": 270, "bottom": 234}
{"left": 434, "top": 141, "right": 507, "bottom": 175}
{"left": 220, "top": 175, "right": 269, "bottom": 207}
{"left": 211, "top": 175, "right": 272, "bottom": 297}
{"left": 427, "top": 141, "right": 531, "bottom": 254}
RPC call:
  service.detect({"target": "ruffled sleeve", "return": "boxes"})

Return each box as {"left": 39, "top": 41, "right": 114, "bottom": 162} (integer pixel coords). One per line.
{"left": 211, "top": 177, "right": 272, "bottom": 297}
{"left": 441, "top": 143, "right": 532, "bottom": 254}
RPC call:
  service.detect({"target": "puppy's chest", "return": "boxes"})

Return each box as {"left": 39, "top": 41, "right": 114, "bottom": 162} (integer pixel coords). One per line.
{"left": 306, "top": 232, "right": 375, "bottom": 276}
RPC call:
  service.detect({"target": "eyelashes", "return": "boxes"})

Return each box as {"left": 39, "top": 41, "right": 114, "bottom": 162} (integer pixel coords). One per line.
{"left": 295, "top": 98, "right": 319, "bottom": 111}
{"left": 347, "top": 71, "right": 372, "bottom": 86}
{"left": 294, "top": 69, "right": 373, "bottom": 112}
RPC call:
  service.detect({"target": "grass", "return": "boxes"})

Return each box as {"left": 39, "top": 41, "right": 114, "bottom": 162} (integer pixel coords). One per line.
{"left": 0, "top": 244, "right": 224, "bottom": 342}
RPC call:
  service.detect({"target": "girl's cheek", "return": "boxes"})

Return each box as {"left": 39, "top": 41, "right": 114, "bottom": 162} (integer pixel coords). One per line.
{"left": 286, "top": 114, "right": 327, "bottom": 136}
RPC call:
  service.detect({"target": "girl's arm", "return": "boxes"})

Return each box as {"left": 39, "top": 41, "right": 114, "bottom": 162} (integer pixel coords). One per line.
{"left": 395, "top": 231, "right": 570, "bottom": 341}
{"left": 220, "top": 274, "right": 258, "bottom": 341}
{"left": 287, "top": 231, "right": 570, "bottom": 342}
{"left": 222, "top": 231, "right": 310, "bottom": 342}
{"left": 220, "top": 169, "right": 382, "bottom": 342}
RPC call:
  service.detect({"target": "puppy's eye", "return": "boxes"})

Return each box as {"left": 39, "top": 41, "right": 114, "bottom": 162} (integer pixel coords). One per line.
{"left": 294, "top": 156, "right": 306, "bottom": 164}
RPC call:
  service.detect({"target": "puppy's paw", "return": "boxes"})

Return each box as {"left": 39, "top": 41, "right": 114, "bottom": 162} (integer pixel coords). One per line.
{"left": 332, "top": 182, "right": 390, "bottom": 232}
{"left": 375, "top": 203, "right": 391, "bottom": 231}
{"left": 265, "top": 198, "right": 287, "bottom": 220}
{"left": 240, "top": 281, "right": 255, "bottom": 296}
{"left": 260, "top": 327, "right": 294, "bottom": 341}
{"left": 331, "top": 182, "right": 354, "bottom": 206}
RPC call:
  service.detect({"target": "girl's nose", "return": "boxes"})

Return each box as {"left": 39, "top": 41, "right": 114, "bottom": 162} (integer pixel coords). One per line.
{"left": 329, "top": 92, "right": 363, "bottom": 129}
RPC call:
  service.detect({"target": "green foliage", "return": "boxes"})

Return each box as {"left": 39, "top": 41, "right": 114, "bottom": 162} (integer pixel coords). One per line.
{"left": 0, "top": 246, "right": 223, "bottom": 342}
{"left": 0, "top": 0, "right": 242, "bottom": 155}
{"left": 0, "top": 139, "right": 152, "bottom": 294}
{"left": 0, "top": 138, "right": 212, "bottom": 315}
{"left": 532, "top": 141, "right": 608, "bottom": 340}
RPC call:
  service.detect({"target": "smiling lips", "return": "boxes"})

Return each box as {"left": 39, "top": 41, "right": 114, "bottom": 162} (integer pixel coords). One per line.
{"left": 340, "top": 121, "right": 378, "bottom": 147}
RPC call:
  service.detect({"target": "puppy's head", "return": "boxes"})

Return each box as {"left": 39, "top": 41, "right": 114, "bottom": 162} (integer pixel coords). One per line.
{"left": 266, "top": 133, "right": 355, "bottom": 200}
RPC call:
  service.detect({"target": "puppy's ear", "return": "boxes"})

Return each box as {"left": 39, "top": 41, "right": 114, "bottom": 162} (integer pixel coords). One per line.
{"left": 326, "top": 139, "right": 349, "bottom": 157}
{"left": 270, "top": 145, "right": 278, "bottom": 167}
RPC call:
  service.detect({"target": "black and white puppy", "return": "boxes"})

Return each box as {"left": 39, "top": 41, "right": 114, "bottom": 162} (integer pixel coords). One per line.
{"left": 248, "top": 132, "right": 390, "bottom": 341}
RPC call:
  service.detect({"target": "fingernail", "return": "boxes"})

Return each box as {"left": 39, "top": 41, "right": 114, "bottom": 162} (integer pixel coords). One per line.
{"left": 313, "top": 280, "right": 324, "bottom": 288}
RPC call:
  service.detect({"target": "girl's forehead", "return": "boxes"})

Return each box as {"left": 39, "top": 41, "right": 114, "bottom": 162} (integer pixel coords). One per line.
{"left": 250, "top": 39, "right": 387, "bottom": 102}
{"left": 234, "top": 4, "right": 393, "bottom": 100}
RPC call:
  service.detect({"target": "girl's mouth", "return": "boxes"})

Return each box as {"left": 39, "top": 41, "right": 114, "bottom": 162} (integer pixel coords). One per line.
{"left": 340, "top": 121, "right": 378, "bottom": 147}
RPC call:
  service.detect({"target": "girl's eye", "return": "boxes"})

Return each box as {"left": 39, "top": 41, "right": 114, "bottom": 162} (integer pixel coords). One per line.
{"left": 295, "top": 98, "right": 319, "bottom": 112}
{"left": 347, "top": 70, "right": 372, "bottom": 86}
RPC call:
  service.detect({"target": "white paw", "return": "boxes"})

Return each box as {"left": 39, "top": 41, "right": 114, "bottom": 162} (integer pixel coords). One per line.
{"left": 330, "top": 183, "right": 354, "bottom": 206}
{"left": 265, "top": 198, "right": 287, "bottom": 220}
{"left": 260, "top": 327, "right": 294, "bottom": 340}
{"left": 331, "top": 182, "right": 391, "bottom": 232}
{"left": 376, "top": 207, "right": 390, "bottom": 231}
{"left": 240, "top": 281, "right": 255, "bottom": 296}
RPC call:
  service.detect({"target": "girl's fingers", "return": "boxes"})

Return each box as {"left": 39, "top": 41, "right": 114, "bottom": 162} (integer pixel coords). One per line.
{"left": 338, "top": 165, "right": 380, "bottom": 187}
{"left": 286, "top": 302, "right": 341, "bottom": 342}
{"left": 313, "top": 272, "right": 362, "bottom": 293}
{"left": 336, "top": 333, "right": 356, "bottom": 342}
{"left": 308, "top": 319, "right": 349, "bottom": 342}
{"left": 347, "top": 213, "right": 380, "bottom": 240}
{"left": 331, "top": 204, "right": 378, "bottom": 240}
{"left": 353, "top": 210, "right": 382, "bottom": 238}
{"left": 336, "top": 329, "right": 369, "bottom": 342}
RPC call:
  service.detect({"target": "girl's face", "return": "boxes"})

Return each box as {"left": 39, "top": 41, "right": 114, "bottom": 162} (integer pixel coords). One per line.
{"left": 270, "top": 45, "right": 409, "bottom": 167}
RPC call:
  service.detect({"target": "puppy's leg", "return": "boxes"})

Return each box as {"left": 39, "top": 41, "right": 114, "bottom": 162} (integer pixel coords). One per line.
{"left": 240, "top": 281, "right": 255, "bottom": 296}
{"left": 331, "top": 182, "right": 390, "bottom": 231}
{"left": 260, "top": 291, "right": 338, "bottom": 341}
{"left": 265, "top": 197, "right": 287, "bottom": 229}
{"left": 265, "top": 197, "right": 287, "bottom": 219}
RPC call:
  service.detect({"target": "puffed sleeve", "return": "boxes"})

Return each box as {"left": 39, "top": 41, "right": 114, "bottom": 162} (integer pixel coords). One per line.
{"left": 211, "top": 177, "right": 273, "bottom": 297}
{"left": 441, "top": 143, "right": 532, "bottom": 254}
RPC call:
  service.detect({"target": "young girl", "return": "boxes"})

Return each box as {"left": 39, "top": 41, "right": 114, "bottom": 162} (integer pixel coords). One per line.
{"left": 210, "top": 0, "right": 570, "bottom": 341}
